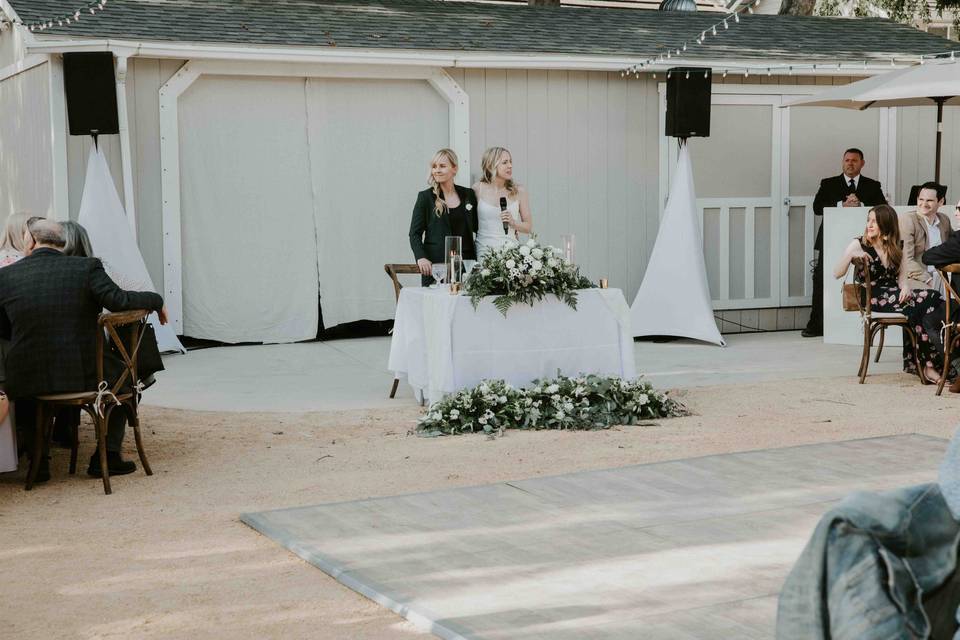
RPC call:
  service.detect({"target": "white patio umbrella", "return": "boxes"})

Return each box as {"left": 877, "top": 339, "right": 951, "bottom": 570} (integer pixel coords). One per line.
{"left": 784, "top": 59, "right": 960, "bottom": 182}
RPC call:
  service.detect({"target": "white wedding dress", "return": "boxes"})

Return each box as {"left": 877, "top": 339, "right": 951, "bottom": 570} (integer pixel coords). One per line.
{"left": 476, "top": 198, "right": 520, "bottom": 257}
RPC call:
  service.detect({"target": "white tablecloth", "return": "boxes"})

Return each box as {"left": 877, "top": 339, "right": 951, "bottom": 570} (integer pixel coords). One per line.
{"left": 388, "top": 287, "right": 637, "bottom": 403}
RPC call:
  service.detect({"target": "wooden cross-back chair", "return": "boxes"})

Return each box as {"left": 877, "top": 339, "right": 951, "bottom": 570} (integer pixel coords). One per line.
{"left": 26, "top": 309, "right": 153, "bottom": 494}
{"left": 935, "top": 264, "right": 960, "bottom": 396}
{"left": 847, "top": 256, "right": 925, "bottom": 385}
{"left": 384, "top": 264, "right": 421, "bottom": 399}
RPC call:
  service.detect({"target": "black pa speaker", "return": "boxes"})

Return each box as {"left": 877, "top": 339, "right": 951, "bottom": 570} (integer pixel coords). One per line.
{"left": 63, "top": 52, "right": 119, "bottom": 136}
{"left": 665, "top": 67, "right": 711, "bottom": 138}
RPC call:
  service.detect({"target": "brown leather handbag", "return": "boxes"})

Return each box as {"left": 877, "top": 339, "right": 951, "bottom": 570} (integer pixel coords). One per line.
{"left": 841, "top": 261, "right": 864, "bottom": 312}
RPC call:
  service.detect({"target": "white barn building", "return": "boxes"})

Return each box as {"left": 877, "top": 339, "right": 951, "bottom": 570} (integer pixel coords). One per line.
{"left": 0, "top": 0, "right": 955, "bottom": 342}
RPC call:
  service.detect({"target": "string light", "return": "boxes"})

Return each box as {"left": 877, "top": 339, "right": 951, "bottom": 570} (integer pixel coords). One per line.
{"left": 10, "top": 1, "right": 109, "bottom": 33}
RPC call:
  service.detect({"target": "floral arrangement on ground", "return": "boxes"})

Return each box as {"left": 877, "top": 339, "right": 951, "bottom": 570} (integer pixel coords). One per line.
{"left": 416, "top": 375, "right": 687, "bottom": 436}
{"left": 464, "top": 237, "right": 594, "bottom": 315}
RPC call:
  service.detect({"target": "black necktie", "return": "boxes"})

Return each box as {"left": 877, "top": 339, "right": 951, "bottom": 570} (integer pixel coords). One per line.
{"left": 848, "top": 179, "right": 855, "bottom": 191}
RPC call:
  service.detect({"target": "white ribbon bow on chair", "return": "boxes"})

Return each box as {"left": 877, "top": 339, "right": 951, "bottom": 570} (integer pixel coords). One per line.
{"left": 93, "top": 380, "right": 119, "bottom": 419}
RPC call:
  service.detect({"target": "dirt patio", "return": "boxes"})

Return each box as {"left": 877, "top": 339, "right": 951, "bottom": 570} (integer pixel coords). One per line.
{"left": 2, "top": 371, "right": 957, "bottom": 639}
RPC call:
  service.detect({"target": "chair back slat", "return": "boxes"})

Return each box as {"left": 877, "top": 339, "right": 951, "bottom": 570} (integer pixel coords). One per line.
{"left": 97, "top": 310, "right": 150, "bottom": 395}
{"left": 851, "top": 255, "right": 871, "bottom": 317}
{"left": 938, "top": 264, "right": 960, "bottom": 326}
{"left": 384, "top": 264, "right": 421, "bottom": 302}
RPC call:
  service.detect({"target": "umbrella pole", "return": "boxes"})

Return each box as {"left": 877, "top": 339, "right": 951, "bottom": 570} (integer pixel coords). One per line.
{"left": 935, "top": 97, "right": 946, "bottom": 184}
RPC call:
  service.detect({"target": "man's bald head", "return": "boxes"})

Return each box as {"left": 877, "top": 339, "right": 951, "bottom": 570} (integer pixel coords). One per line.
{"left": 25, "top": 218, "right": 66, "bottom": 254}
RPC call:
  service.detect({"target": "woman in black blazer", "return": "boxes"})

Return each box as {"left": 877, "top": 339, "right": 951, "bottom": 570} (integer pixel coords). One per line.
{"left": 409, "top": 148, "right": 478, "bottom": 285}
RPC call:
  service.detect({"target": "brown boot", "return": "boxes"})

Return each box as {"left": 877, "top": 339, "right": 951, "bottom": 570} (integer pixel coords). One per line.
{"left": 950, "top": 378, "right": 960, "bottom": 394}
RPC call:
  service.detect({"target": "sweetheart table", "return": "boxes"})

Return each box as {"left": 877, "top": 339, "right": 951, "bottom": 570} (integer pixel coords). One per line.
{"left": 388, "top": 287, "right": 636, "bottom": 404}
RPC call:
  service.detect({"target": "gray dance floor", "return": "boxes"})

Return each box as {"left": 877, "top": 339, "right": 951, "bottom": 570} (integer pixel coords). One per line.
{"left": 242, "top": 435, "right": 946, "bottom": 639}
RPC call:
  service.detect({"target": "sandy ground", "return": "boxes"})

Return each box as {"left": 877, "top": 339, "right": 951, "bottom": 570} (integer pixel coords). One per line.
{"left": 2, "top": 373, "right": 959, "bottom": 640}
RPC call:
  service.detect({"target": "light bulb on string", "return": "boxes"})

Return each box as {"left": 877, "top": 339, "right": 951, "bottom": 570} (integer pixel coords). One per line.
{"left": 704, "top": 69, "right": 709, "bottom": 78}
{"left": 682, "top": 43, "right": 687, "bottom": 51}
{"left": 734, "top": 13, "right": 740, "bottom": 22}
{"left": 712, "top": 26, "right": 717, "bottom": 35}
{"left": 722, "top": 69, "right": 728, "bottom": 78}
{"left": 723, "top": 19, "right": 729, "bottom": 29}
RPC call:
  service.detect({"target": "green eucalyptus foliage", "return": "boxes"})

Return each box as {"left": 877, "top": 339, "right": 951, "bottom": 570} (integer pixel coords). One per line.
{"left": 464, "top": 237, "right": 594, "bottom": 316}
{"left": 416, "top": 375, "right": 687, "bottom": 437}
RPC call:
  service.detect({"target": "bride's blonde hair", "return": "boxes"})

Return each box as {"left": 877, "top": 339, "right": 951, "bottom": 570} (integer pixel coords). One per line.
{"left": 480, "top": 146, "right": 518, "bottom": 197}
{"left": 427, "top": 148, "right": 459, "bottom": 217}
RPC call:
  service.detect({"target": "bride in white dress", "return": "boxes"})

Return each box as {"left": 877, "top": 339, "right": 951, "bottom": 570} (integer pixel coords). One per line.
{"left": 473, "top": 146, "right": 533, "bottom": 257}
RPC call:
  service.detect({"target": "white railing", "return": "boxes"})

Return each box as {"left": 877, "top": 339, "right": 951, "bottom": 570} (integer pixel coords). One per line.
{"left": 697, "top": 195, "right": 815, "bottom": 310}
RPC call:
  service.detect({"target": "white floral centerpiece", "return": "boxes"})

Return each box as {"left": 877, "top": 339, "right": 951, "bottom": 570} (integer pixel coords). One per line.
{"left": 417, "top": 375, "right": 687, "bottom": 436}
{"left": 464, "top": 237, "right": 595, "bottom": 315}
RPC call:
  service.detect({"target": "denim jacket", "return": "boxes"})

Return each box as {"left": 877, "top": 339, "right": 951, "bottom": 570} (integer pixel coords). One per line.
{"left": 777, "top": 483, "right": 960, "bottom": 639}
{"left": 778, "top": 431, "right": 960, "bottom": 639}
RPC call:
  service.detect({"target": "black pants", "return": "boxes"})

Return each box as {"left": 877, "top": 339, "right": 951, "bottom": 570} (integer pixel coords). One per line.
{"left": 806, "top": 228, "right": 824, "bottom": 332}
{"left": 15, "top": 397, "right": 127, "bottom": 454}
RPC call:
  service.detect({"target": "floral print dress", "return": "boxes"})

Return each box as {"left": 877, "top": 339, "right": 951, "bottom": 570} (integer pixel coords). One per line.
{"left": 858, "top": 239, "right": 943, "bottom": 372}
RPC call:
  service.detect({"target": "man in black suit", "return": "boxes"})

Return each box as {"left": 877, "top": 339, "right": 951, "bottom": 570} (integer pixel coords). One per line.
{"left": 803, "top": 148, "right": 887, "bottom": 337}
{"left": 0, "top": 219, "right": 166, "bottom": 482}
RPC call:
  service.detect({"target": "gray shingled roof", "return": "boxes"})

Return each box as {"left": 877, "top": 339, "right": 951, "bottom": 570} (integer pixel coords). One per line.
{"left": 6, "top": 0, "right": 956, "bottom": 63}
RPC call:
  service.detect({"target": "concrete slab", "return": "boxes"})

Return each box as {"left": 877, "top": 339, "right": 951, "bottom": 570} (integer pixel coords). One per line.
{"left": 146, "top": 331, "right": 902, "bottom": 412}
{"left": 242, "top": 435, "right": 945, "bottom": 640}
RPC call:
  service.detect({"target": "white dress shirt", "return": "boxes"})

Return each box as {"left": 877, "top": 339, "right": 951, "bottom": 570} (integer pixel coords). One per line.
{"left": 837, "top": 174, "right": 860, "bottom": 207}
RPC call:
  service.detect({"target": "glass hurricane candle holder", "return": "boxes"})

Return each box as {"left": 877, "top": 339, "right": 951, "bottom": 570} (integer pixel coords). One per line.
{"left": 445, "top": 236, "right": 462, "bottom": 292}
{"left": 560, "top": 234, "right": 576, "bottom": 264}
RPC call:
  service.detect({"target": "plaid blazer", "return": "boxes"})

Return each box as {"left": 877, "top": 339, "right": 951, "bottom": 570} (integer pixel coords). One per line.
{"left": 0, "top": 248, "right": 164, "bottom": 398}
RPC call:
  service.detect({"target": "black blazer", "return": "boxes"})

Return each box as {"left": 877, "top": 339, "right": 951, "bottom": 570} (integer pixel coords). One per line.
{"left": 923, "top": 234, "right": 960, "bottom": 297}
{"left": 923, "top": 233, "right": 960, "bottom": 267}
{"left": 812, "top": 175, "right": 886, "bottom": 249}
{"left": 0, "top": 248, "right": 164, "bottom": 398}
{"left": 409, "top": 185, "right": 478, "bottom": 263}
{"left": 813, "top": 175, "right": 886, "bottom": 216}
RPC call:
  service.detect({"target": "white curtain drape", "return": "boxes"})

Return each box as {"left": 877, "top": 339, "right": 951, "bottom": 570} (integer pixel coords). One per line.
{"left": 306, "top": 78, "right": 447, "bottom": 328}
{"left": 176, "top": 76, "right": 447, "bottom": 342}
{"left": 179, "top": 76, "right": 318, "bottom": 343}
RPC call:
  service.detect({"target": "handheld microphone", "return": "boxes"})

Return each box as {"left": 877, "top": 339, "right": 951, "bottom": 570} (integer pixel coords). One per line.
{"left": 499, "top": 196, "right": 509, "bottom": 235}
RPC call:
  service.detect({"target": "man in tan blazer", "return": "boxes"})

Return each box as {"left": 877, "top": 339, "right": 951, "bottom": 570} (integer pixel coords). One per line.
{"left": 901, "top": 182, "right": 953, "bottom": 291}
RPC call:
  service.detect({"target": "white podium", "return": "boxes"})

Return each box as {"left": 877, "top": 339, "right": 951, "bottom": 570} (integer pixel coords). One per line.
{"left": 823, "top": 205, "right": 955, "bottom": 346}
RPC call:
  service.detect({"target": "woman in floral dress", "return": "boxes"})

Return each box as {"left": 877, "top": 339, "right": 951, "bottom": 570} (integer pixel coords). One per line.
{"left": 833, "top": 204, "right": 944, "bottom": 383}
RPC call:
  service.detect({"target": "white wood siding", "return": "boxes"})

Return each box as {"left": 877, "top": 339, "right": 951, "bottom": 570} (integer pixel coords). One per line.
{"left": 0, "top": 62, "right": 52, "bottom": 220}
{"left": 447, "top": 68, "right": 661, "bottom": 302}
{"left": 56, "top": 61, "right": 960, "bottom": 324}
{"left": 897, "top": 105, "right": 960, "bottom": 203}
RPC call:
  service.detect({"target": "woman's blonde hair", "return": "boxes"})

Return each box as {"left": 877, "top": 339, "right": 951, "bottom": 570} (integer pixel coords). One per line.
{"left": 0, "top": 212, "right": 31, "bottom": 254}
{"left": 480, "top": 146, "right": 518, "bottom": 197}
{"left": 428, "top": 148, "right": 459, "bottom": 217}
